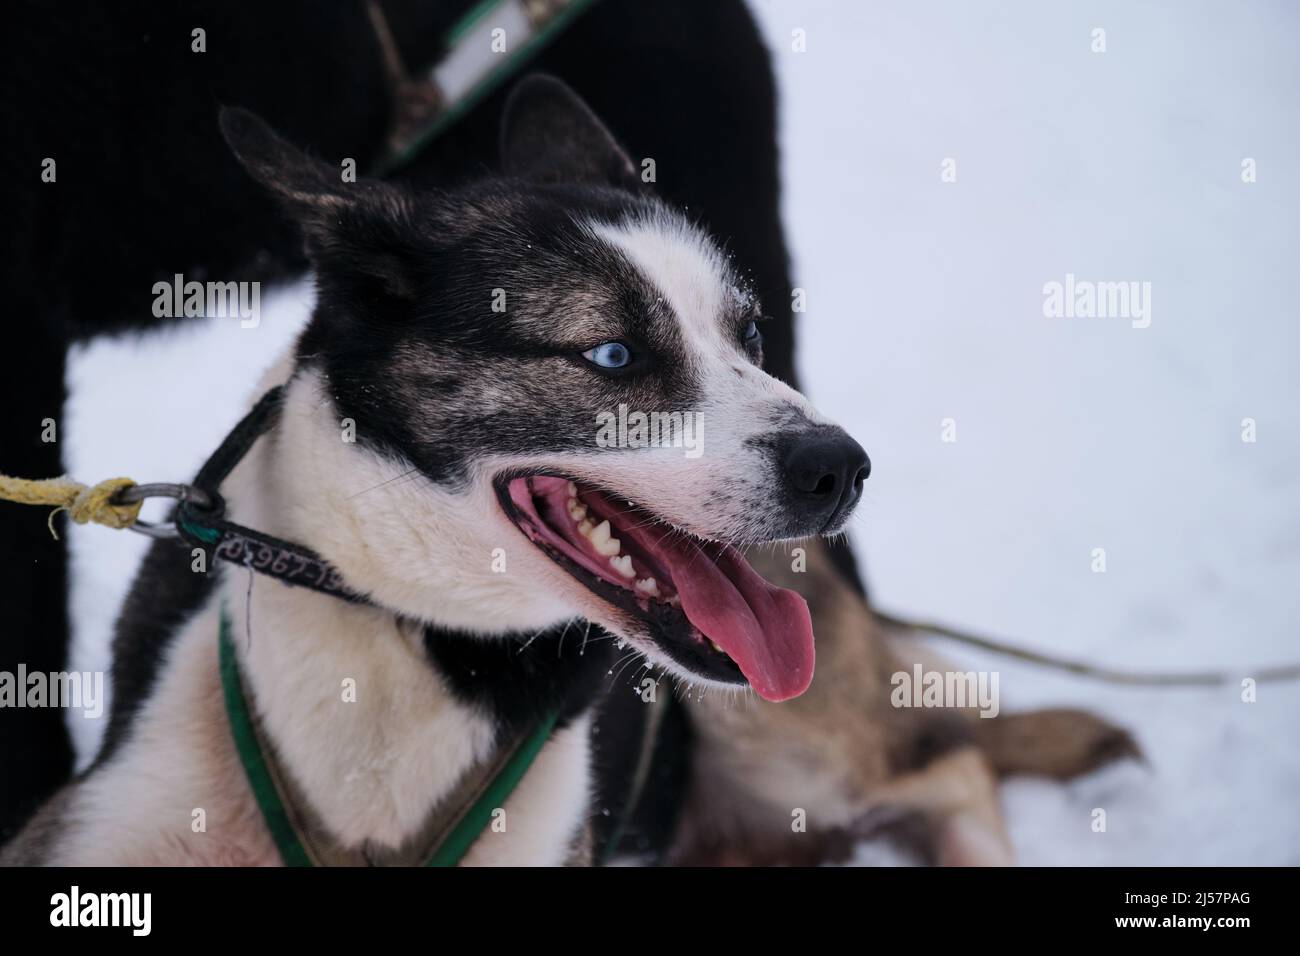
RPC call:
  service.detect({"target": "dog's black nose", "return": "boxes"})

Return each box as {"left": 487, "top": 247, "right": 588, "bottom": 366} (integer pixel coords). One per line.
{"left": 777, "top": 428, "right": 870, "bottom": 531}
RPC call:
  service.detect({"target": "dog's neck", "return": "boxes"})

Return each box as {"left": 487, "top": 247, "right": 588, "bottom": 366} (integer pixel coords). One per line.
{"left": 212, "top": 362, "right": 612, "bottom": 854}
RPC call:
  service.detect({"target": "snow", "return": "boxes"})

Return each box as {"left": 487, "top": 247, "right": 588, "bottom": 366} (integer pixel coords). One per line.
{"left": 63, "top": 0, "right": 1298, "bottom": 864}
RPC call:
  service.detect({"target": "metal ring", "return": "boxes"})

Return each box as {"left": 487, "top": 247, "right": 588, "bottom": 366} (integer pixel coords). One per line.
{"left": 125, "top": 518, "right": 181, "bottom": 540}
{"left": 111, "top": 483, "right": 214, "bottom": 539}
{"left": 113, "top": 483, "right": 214, "bottom": 510}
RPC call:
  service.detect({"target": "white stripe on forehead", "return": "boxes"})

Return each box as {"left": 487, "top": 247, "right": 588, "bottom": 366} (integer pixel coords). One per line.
{"left": 586, "top": 212, "right": 733, "bottom": 354}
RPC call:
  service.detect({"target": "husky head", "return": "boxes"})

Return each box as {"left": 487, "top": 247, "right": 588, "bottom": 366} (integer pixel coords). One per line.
{"left": 221, "top": 76, "right": 868, "bottom": 701}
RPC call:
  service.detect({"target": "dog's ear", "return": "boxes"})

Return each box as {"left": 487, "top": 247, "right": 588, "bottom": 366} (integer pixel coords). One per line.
{"left": 220, "top": 107, "right": 424, "bottom": 299}
{"left": 499, "top": 74, "right": 640, "bottom": 189}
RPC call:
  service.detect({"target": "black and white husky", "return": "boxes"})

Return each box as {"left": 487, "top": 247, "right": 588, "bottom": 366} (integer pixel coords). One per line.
{"left": 3, "top": 76, "right": 868, "bottom": 865}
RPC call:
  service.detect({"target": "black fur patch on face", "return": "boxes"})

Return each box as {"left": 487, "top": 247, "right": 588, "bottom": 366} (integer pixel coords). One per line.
{"left": 296, "top": 180, "right": 724, "bottom": 488}
{"left": 422, "top": 619, "right": 615, "bottom": 733}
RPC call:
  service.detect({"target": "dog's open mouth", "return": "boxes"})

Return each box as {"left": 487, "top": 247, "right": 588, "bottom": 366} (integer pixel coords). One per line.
{"left": 496, "top": 474, "right": 814, "bottom": 701}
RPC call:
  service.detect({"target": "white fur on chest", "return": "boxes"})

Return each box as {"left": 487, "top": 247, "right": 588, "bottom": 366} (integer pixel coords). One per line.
{"left": 63, "top": 577, "right": 591, "bottom": 865}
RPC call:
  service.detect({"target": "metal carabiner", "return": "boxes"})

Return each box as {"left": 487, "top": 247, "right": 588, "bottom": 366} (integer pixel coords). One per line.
{"left": 111, "top": 483, "right": 215, "bottom": 539}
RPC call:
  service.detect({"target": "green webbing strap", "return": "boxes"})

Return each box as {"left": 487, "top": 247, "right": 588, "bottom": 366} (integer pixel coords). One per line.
{"left": 376, "top": 0, "right": 602, "bottom": 175}
{"left": 219, "top": 610, "right": 314, "bottom": 867}
{"left": 423, "top": 708, "right": 560, "bottom": 867}
{"left": 219, "top": 608, "right": 560, "bottom": 867}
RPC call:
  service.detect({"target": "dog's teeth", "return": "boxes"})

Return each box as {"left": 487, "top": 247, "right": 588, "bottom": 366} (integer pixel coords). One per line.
{"left": 577, "top": 518, "right": 595, "bottom": 536}
{"left": 666, "top": 594, "right": 681, "bottom": 607}
{"left": 635, "top": 577, "right": 659, "bottom": 597}
{"left": 566, "top": 481, "right": 578, "bottom": 497}
{"left": 710, "top": 640, "right": 724, "bottom": 654}
{"left": 566, "top": 497, "right": 588, "bottom": 522}
{"left": 589, "top": 519, "right": 620, "bottom": 556}
{"left": 610, "top": 554, "right": 635, "bottom": 579}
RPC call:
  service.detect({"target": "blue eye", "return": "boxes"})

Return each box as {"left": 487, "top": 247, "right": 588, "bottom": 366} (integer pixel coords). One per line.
{"left": 583, "top": 341, "right": 632, "bottom": 369}
{"left": 743, "top": 320, "right": 762, "bottom": 344}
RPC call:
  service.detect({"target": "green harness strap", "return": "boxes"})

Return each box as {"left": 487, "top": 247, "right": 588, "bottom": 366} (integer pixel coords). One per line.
{"left": 422, "top": 706, "right": 561, "bottom": 867}
{"left": 218, "top": 612, "right": 313, "bottom": 867}
{"left": 219, "top": 609, "right": 560, "bottom": 867}
{"left": 375, "top": 0, "right": 602, "bottom": 175}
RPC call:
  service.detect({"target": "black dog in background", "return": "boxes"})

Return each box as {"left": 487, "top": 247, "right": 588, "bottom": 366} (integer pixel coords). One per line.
{"left": 1, "top": 0, "right": 866, "bottom": 842}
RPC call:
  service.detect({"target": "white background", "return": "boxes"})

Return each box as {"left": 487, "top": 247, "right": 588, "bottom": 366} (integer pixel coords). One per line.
{"left": 65, "top": 0, "right": 1299, "bottom": 864}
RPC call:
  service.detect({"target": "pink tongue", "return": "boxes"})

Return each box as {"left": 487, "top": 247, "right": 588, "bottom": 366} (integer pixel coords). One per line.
{"left": 645, "top": 533, "right": 815, "bottom": 702}
{"left": 517, "top": 477, "right": 815, "bottom": 701}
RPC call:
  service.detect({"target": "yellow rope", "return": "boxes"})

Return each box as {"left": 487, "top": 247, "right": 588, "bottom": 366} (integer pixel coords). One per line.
{"left": 0, "top": 475, "right": 142, "bottom": 540}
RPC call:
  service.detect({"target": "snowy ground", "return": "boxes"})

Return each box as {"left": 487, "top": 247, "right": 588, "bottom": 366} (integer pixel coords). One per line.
{"left": 64, "top": 0, "right": 1299, "bottom": 864}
